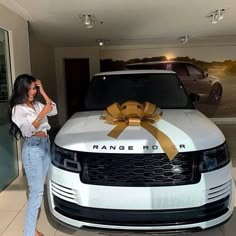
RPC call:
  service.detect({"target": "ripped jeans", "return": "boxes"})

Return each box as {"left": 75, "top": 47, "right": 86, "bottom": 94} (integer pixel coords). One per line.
{"left": 22, "top": 136, "right": 50, "bottom": 236}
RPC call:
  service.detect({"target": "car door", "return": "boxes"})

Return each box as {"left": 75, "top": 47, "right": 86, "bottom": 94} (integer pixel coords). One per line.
{"left": 185, "top": 64, "right": 211, "bottom": 95}
{"left": 171, "top": 63, "right": 210, "bottom": 95}
{"left": 170, "top": 63, "right": 192, "bottom": 93}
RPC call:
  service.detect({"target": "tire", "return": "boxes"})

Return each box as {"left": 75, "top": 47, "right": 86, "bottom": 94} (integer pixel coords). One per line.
{"left": 209, "top": 83, "right": 223, "bottom": 104}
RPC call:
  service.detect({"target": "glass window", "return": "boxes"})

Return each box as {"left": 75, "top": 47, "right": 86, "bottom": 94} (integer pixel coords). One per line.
{"left": 85, "top": 73, "right": 190, "bottom": 110}
{"left": 186, "top": 65, "right": 203, "bottom": 78}
{"left": 171, "top": 63, "right": 188, "bottom": 76}
{"left": 153, "top": 63, "right": 167, "bottom": 70}
{"left": 0, "top": 28, "right": 18, "bottom": 191}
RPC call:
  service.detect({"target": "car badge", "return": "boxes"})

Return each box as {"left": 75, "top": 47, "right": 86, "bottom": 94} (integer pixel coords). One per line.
{"left": 171, "top": 166, "right": 183, "bottom": 174}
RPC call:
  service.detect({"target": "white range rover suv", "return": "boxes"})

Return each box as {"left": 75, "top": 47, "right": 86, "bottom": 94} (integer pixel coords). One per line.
{"left": 48, "top": 70, "right": 234, "bottom": 232}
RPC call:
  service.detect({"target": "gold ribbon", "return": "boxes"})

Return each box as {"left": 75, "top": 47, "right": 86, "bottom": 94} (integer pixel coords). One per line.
{"left": 100, "top": 100, "right": 178, "bottom": 160}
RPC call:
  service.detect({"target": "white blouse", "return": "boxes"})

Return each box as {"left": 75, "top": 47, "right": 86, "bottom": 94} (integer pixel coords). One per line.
{"left": 12, "top": 101, "right": 57, "bottom": 137}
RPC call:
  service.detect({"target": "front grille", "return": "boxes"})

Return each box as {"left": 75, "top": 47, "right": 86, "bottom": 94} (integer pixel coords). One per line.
{"left": 80, "top": 152, "right": 200, "bottom": 186}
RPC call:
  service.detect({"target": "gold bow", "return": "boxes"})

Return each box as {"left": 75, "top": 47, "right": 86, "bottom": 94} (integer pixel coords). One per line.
{"left": 100, "top": 100, "right": 178, "bottom": 160}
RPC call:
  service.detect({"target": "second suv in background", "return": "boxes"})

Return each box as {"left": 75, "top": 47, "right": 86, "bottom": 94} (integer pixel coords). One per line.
{"left": 126, "top": 61, "right": 223, "bottom": 104}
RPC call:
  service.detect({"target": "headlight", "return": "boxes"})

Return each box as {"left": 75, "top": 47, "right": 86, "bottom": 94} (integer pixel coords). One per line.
{"left": 199, "top": 143, "right": 230, "bottom": 172}
{"left": 51, "top": 144, "right": 81, "bottom": 173}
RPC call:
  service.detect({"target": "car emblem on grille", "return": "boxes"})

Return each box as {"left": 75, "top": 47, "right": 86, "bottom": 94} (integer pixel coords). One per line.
{"left": 171, "top": 166, "right": 183, "bottom": 174}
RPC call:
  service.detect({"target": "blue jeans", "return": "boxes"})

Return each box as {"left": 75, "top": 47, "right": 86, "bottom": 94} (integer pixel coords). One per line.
{"left": 22, "top": 136, "right": 50, "bottom": 236}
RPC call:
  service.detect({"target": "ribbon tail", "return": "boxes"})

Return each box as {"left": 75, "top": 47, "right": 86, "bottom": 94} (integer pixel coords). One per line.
{"left": 107, "top": 123, "right": 128, "bottom": 139}
{"left": 141, "top": 122, "right": 178, "bottom": 161}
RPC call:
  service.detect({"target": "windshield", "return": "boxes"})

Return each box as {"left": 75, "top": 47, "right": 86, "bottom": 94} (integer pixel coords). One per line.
{"left": 84, "top": 73, "right": 191, "bottom": 110}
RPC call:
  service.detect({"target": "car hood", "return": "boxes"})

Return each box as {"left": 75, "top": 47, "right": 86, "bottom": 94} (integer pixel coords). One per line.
{"left": 55, "top": 110, "right": 225, "bottom": 154}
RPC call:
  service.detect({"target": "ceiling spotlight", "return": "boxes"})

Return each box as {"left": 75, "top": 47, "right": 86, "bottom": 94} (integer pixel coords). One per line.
{"left": 99, "top": 40, "right": 104, "bottom": 46}
{"left": 178, "top": 35, "right": 188, "bottom": 44}
{"left": 211, "top": 13, "right": 218, "bottom": 24}
{"left": 97, "top": 39, "right": 109, "bottom": 47}
{"left": 80, "top": 14, "right": 97, "bottom": 28}
{"left": 217, "top": 9, "right": 224, "bottom": 20}
{"left": 97, "top": 39, "right": 105, "bottom": 47}
{"left": 86, "top": 20, "right": 93, "bottom": 29}
{"left": 84, "top": 14, "right": 92, "bottom": 25}
{"left": 208, "top": 8, "right": 226, "bottom": 24}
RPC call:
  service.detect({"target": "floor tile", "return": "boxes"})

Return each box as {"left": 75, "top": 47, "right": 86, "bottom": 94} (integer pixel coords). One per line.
{"left": 220, "top": 211, "right": 236, "bottom": 236}
{"left": 1, "top": 211, "right": 24, "bottom": 236}
{"left": 37, "top": 209, "right": 58, "bottom": 236}
{"left": 0, "top": 177, "right": 27, "bottom": 211}
{"left": 55, "top": 225, "right": 99, "bottom": 236}
{"left": 0, "top": 210, "right": 19, "bottom": 235}
{"left": 0, "top": 189, "right": 27, "bottom": 211}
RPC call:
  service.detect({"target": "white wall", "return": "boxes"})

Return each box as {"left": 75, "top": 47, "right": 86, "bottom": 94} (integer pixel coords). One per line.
{"left": 55, "top": 47, "right": 100, "bottom": 125}
{"left": 0, "top": 3, "right": 31, "bottom": 176}
{"left": 29, "top": 33, "right": 58, "bottom": 128}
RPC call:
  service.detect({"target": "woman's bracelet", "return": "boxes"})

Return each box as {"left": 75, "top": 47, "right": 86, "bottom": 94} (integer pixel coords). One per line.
{"left": 35, "top": 117, "right": 43, "bottom": 122}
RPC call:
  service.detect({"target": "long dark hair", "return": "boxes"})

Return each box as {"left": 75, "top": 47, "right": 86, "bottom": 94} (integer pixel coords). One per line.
{"left": 9, "top": 74, "right": 39, "bottom": 139}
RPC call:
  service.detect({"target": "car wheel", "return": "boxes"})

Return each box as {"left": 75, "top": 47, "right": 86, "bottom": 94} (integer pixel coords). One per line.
{"left": 209, "top": 83, "right": 223, "bottom": 104}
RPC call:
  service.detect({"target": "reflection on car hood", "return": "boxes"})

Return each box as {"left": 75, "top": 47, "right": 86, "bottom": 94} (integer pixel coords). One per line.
{"left": 55, "top": 110, "right": 225, "bottom": 153}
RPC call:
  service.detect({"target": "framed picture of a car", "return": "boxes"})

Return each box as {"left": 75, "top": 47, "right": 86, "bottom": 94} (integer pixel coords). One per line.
{"left": 126, "top": 61, "right": 223, "bottom": 104}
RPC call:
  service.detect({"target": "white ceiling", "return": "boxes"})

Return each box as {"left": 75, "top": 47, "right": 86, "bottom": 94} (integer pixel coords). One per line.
{"left": 1, "top": 0, "right": 236, "bottom": 47}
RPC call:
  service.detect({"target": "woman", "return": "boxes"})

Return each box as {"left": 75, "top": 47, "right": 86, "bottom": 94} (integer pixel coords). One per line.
{"left": 9, "top": 74, "right": 57, "bottom": 236}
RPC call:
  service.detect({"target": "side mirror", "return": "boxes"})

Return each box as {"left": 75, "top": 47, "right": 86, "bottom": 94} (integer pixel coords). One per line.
{"left": 189, "top": 93, "right": 200, "bottom": 103}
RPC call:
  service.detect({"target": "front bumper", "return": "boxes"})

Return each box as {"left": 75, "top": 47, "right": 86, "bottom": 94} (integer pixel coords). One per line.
{"left": 47, "top": 163, "right": 235, "bottom": 231}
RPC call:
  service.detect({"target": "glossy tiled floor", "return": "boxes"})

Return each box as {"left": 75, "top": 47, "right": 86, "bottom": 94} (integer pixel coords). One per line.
{"left": 0, "top": 124, "right": 236, "bottom": 236}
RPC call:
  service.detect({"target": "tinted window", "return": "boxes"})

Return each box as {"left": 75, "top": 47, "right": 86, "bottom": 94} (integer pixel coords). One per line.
{"left": 171, "top": 64, "right": 188, "bottom": 76}
{"left": 186, "top": 65, "right": 203, "bottom": 78}
{"left": 85, "top": 73, "right": 190, "bottom": 110}
{"left": 126, "top": 63, "right": 166, "bottom": 70}
{"left": 126, "top": 64, "right": 154, "bottom": 69}
{"left": 153, "top": 64, "right": 167, "bottom": 70}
